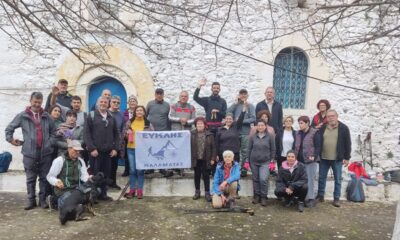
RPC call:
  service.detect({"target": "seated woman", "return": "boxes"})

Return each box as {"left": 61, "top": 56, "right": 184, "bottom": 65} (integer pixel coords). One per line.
{"left": 211, "top": 150, "right": 240, "bottom": 209}
{"left": 274, "top": 150, "right": 308, "bottom": 212}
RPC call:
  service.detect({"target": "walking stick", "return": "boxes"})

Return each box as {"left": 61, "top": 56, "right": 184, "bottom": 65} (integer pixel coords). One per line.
{"left": 116, "top": 180, "right": 130, "bottom": 202}
{"left": 183, "top": 207, "right": 254, "bottom": 216}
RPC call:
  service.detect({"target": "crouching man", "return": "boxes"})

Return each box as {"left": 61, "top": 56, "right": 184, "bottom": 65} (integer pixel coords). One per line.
{"left": 274, "top": 150, "right": 308, "bottom": 212}
{"left": 211, "top": 150, "right": 240, "bottom": 209}
{"left": 46, "top": 140, "right": 90, "bottom": 210}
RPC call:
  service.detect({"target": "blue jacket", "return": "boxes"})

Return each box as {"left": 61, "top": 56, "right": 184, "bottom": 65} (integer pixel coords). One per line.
{"left": 212, "top": 162, "right": 240, "bottom": 195}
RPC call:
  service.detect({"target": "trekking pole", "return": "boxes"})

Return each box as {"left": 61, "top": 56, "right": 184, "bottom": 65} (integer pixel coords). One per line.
{"left": 116, "top": 180, "right": 130, "bottom": 202}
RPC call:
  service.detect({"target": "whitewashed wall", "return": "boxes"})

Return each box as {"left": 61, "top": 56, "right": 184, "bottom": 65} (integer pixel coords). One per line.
{"left": 0, "top": 0, "right": 398, "bottom": 172}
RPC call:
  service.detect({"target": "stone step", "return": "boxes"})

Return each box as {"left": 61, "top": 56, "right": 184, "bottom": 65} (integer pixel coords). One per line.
{"left": 0, "top": 169, "right": 399, "bottom": 202}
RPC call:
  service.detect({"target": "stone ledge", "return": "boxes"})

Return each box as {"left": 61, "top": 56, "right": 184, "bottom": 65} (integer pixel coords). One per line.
{"left": 1, "top": 170, "right": 398, "bottom": 202}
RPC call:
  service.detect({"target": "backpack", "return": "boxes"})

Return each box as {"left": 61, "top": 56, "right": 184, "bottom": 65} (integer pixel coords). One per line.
{"left": 346, "top": 174, "right": 365, "bottom": 202}
{"left": 0, "top": 152, "right": 12, "bottom": 173}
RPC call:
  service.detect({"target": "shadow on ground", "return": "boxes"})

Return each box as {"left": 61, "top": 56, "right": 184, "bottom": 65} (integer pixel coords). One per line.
{"left": 0, "top": 192, "right": 395, "bottom": 240}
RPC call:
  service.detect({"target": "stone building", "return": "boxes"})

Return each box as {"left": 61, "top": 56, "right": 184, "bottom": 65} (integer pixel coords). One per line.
{"left": 0, "top": 0, "right": 398, "bottom": 172}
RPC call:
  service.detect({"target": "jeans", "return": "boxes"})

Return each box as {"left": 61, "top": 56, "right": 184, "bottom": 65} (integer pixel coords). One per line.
{"left": 318, "top": 159, "right": 343, "bottom": 200}
{"left": 250, "top": 162, "right": 269, "bottom": 198}
{"left": 128, "top": 149, "right": 144, "bottom": 190}
{"left": 305, "top": 162, "right": 318, "bottom": 200}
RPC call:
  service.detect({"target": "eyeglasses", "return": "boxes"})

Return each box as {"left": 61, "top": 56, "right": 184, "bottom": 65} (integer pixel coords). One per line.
{"left": 112, "top": 101, "right": 120, "bottom": 104}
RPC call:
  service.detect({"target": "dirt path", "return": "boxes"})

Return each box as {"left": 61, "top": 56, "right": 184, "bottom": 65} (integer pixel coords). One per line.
{"left": 0, "top": 192, "right": 395, "bottom": 240}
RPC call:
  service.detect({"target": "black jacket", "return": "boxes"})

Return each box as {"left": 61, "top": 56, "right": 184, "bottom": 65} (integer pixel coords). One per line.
{"left": 193, "top": 88, "right": 227, "bottom": 123}
{"left": 191, "top": 130, "right": 217, "bottom": 169}
{"left": 318, "top": 121, "right": 351, "bottom": 161}
{"left": 84, "top": 110, "right": 120, "bottom": 152}
{"left": 45, "top": 92, "right": 72, "bottom": 111}
{"left": 215, "top": 111, "right": 245, "bottom": 155}
{"left": 275, "top": 162, "right": 307, "bottom": 192}
{"left": 255, "top": 100, "right": 283, "bottom": 134}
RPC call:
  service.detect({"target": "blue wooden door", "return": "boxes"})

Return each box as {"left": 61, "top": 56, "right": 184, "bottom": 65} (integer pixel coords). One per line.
{"left": 273, "top": 47, "right": 308, "bottom": 109}
{"left": 88, "top": 77, "right": 127, "bottom": 112}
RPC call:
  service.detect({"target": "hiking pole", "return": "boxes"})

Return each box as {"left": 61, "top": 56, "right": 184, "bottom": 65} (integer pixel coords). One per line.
{"left": 116, "top": 180, "right": 130, "bottom": 202}
{"left": 183, "top": 207, "right": 254, "bottom": 216}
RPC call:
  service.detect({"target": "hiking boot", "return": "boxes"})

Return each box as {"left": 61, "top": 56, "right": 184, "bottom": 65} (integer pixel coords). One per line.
{"left": 124, "top": 189, "right": 136, "bottom": 199}
{"left": 205, "top": 191, "right": 212, "bottom": 202}
{"left": 261, "top": 197, "right": 268, "bottom": 207}
{"left": 193, "top": 190, "right": 200, "bottom": 200}
{"left": 316, "top": 195, "right": 325, "bottom": 202}
{"left": 332, "top": 199, "right": 341, "bottom": 208}
{"left": 252, "top": 195, "right": 260, "bottom": 204}
{"left": 284, "top": 197, "right": 293, "bottom": 207}
{"left": 307, "top": 199, "right": 316, "bottom": 208}
{"left": 137, "top": 189, "right": 143, "bottom": 199}
{"left": 39, "top": 199, "right": 49, "bottom": 209}
{"left": 298, "top": 201, "right": 305, "bottom": 212}
{"left": 121, "top": 172, "right": 129, "bottom": 177}
{"left": 24, "top": 200, "right": 37, "bottom": 210}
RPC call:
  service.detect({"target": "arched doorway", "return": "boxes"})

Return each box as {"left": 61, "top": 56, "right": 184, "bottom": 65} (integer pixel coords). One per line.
{"left": 273, "top": 47, "right": 308, "bottom": 109}
{"left": 88, "top": 76, "right": 128, "bottom": 112}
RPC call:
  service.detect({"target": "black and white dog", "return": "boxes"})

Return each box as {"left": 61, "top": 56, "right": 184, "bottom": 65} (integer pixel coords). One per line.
{"left": 59, "top": 172, "right": 108, "bottom": 225}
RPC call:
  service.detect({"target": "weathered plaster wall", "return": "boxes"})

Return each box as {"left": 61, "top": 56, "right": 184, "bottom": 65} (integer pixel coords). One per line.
{"left": 0, "top": 1, "right": 398, "bottom": 172}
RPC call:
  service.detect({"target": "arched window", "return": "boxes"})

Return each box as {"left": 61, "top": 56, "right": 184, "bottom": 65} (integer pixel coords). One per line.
{"left": 273, "top": 47, "right": 308, "bottom": 109}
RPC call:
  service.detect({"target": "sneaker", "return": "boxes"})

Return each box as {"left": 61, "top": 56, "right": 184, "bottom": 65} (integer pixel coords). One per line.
{"left": 261, "top": 197, "right": 268, "bottom": 207}
{"left": 205, "top": 192, "right": 212, "bottom": 202}
{"left": 124, "top": 189, "right": 136, "bottom": 199}
{"left": 137, "top": 189, "right": 143, "bottom": 199}
{"left": 316, "top": 195, "right": 325, "bottom": 202}
{"left": 332, "top": 199, "right": 340, "bottom": 208}
{"left": 252, "top": 195, "right": 260, "bottom": 204}
{"left": 193, "top": 190, "right": 200, "bottom": 200}
{"left": 298, "top": 202, "right": 305, "bottom": 212}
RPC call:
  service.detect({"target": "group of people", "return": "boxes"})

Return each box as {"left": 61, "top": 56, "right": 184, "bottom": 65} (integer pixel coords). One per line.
{"left": 5, "top": 78, "right": 351, "bottom": 213}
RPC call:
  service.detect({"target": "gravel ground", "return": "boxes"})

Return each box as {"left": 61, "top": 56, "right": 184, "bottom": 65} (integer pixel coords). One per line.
{"left": 0, "top": 192, "right": 395, "bottom": 240}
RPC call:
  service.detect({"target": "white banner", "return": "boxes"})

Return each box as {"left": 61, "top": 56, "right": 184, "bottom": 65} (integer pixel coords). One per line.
{"left": 135, "top": 130, "right": 191, "bottom": 170}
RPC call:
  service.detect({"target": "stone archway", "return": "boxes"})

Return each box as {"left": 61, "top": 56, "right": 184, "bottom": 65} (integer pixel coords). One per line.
{"left": 55, "top": 45, "right": 154, "bottom": 110}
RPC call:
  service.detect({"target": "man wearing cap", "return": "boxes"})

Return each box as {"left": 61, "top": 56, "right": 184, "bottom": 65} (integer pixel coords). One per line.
{"left": 193, "top": 78, "right": 227, "bottom": 137}
{"left": 6, "top": 92, "right": 56, "bottom": 210}
{"left": 146, "top": 88, "right": 170, "bottom": 131}
{"left": 45, "top": 79, "right": 73, "bottom": 112}
{"left": 146, "top": 88, "right": 172, "bottom": 176}
{"left": 227, "top": 89, "right": 256, "bottom": 177}
{"left": 46, "top": 140, "right": 90, "bottom": 210}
